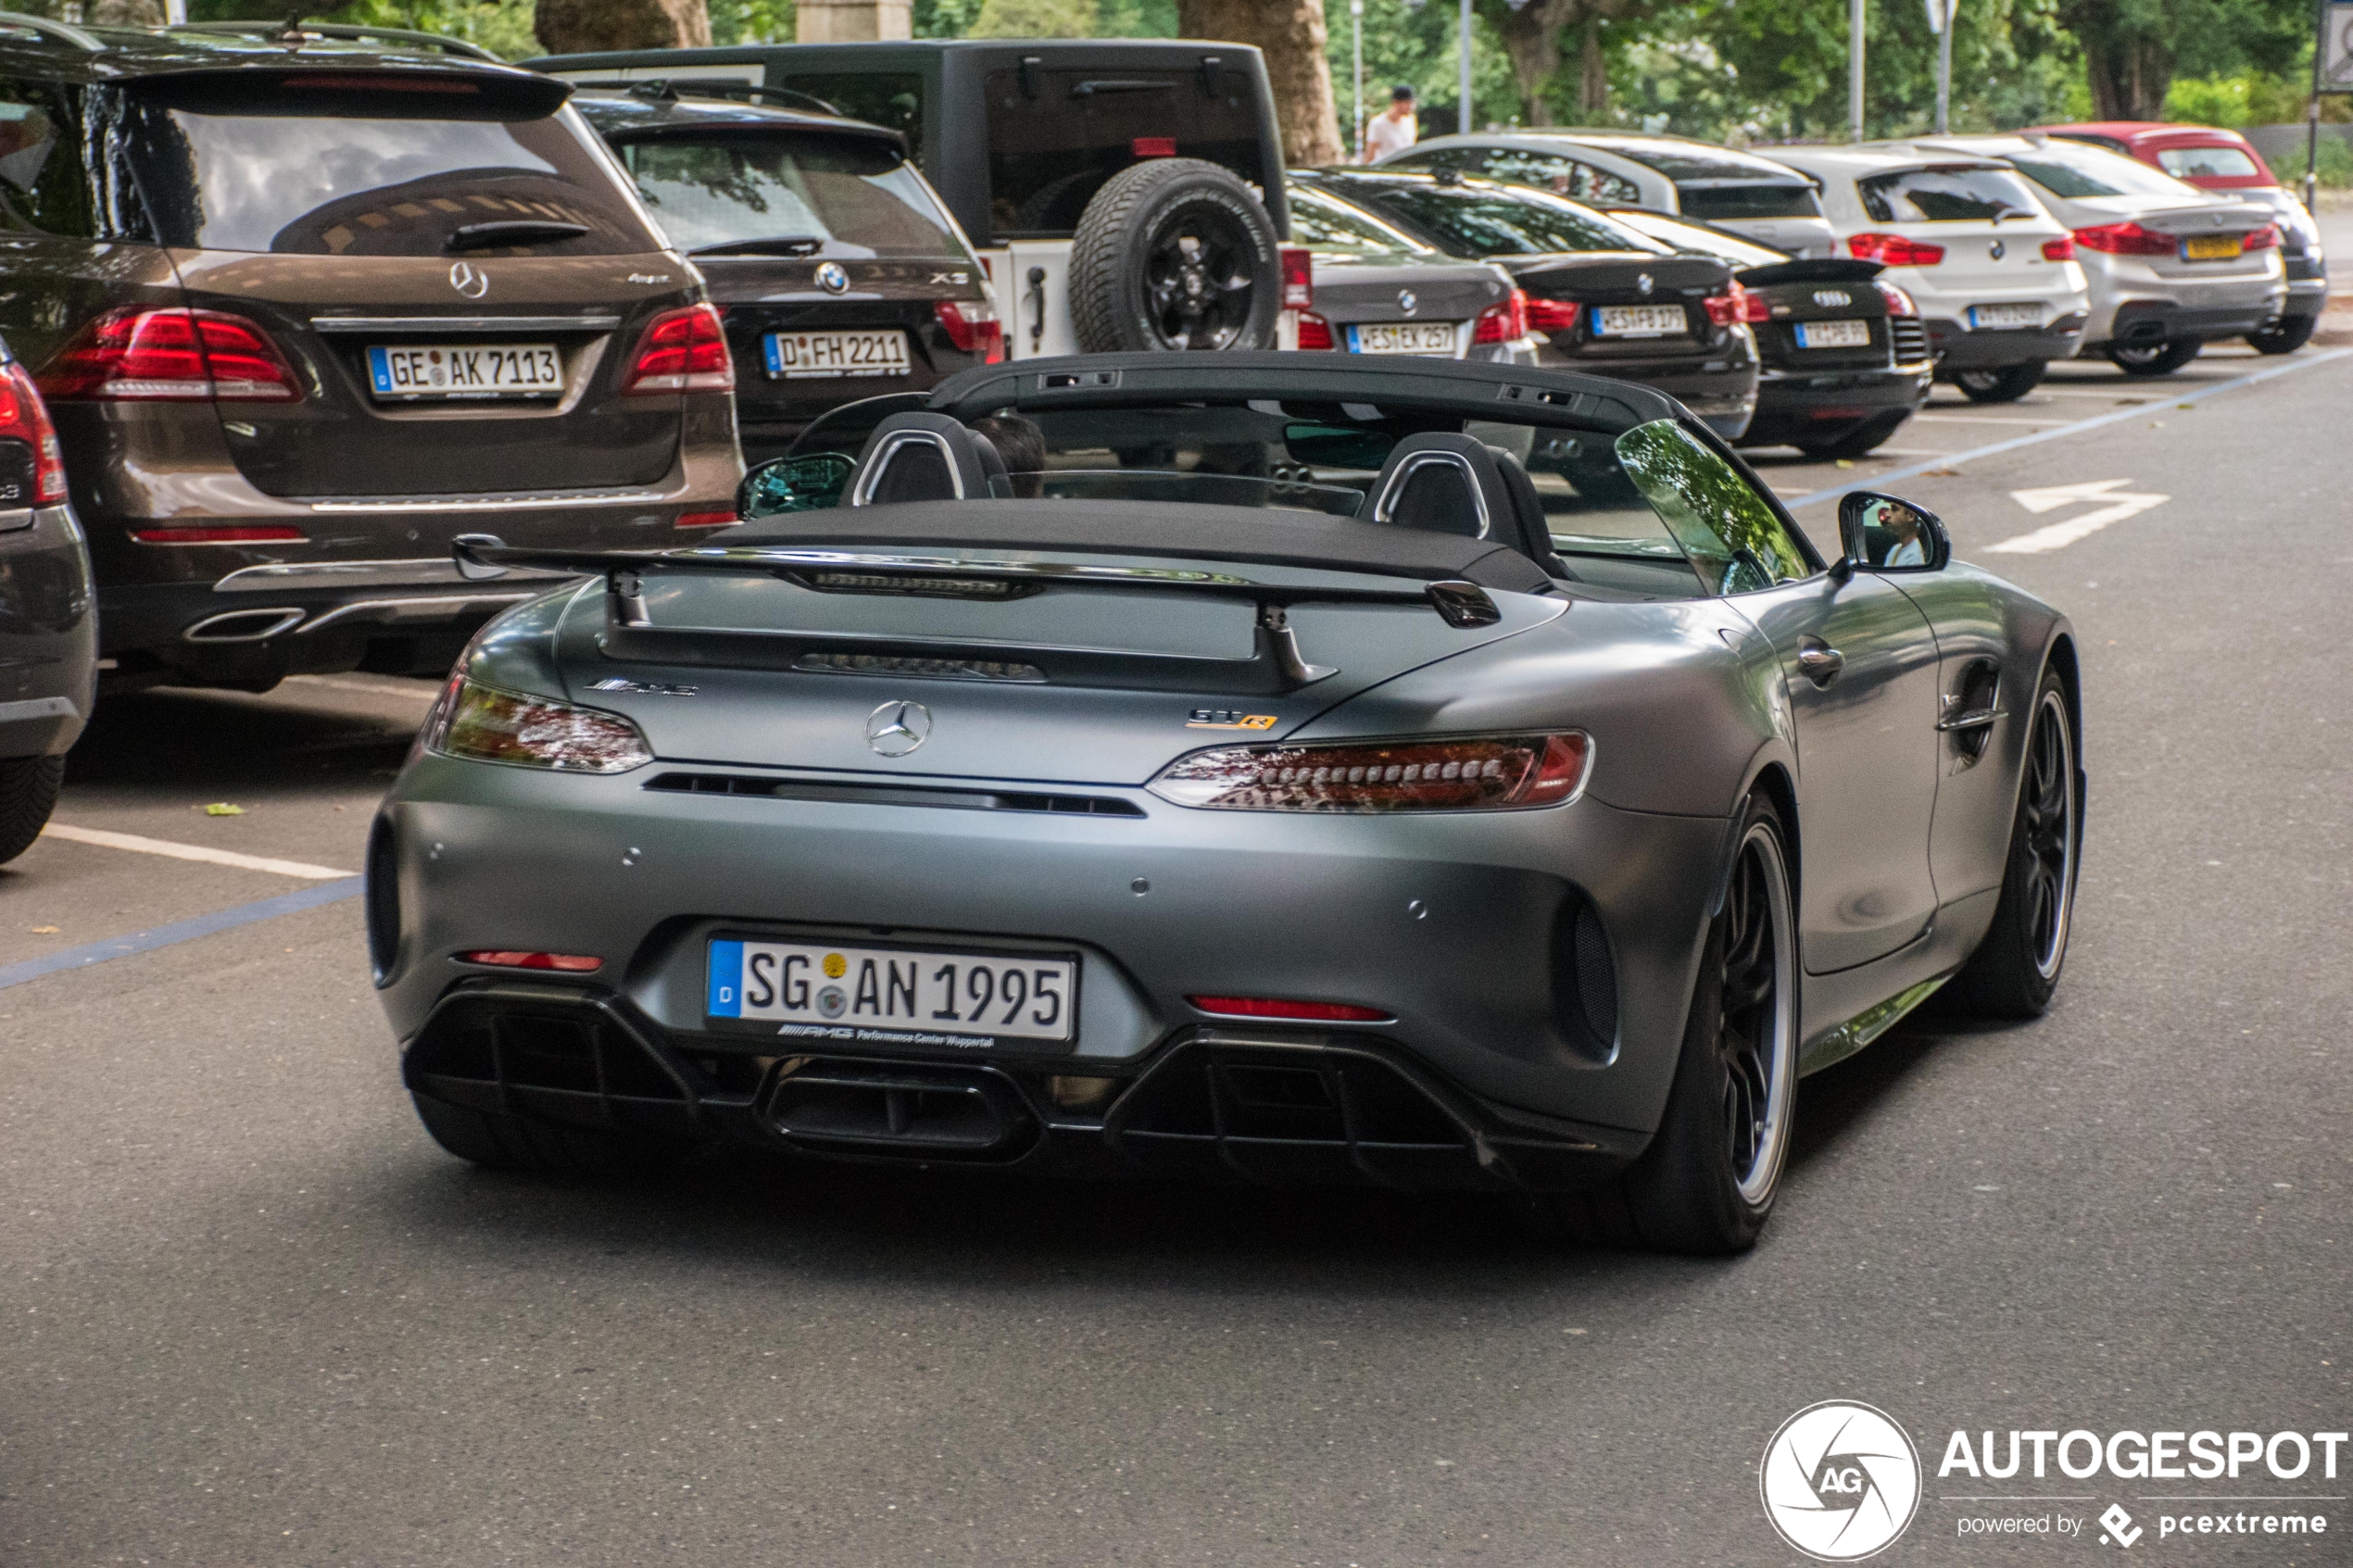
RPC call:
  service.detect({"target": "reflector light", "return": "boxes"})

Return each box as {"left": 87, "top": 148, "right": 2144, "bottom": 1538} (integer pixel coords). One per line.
{"left": 459, "top": 950, "right": 604, "bottom": 971}
{"left": 0, "top": 361, "right": 68, "bottom": 503}
{"left": 1131, "top": 136, "right": 1176, "bottom": 158}
{"left": 38, "top": 307, "right": 303, "bottom": 402}
{"left": 1297, "top": 311, "right": 1336, "bottom": 349}
{"left": 935, "top": 298, "right": 1004, "bottom": 363}
{"left": 624, "top": 303, "right": 733, "bottom": 394}
{"left": 1525, "top": 296, "right": 1581, "bottom": 333}
{"left": 429, "top": 676, "right": 653, "bottom": 773}
{"left": 1280, "top": 246, "right": 1314, "bottom": 308}
{"left": 130, "top": 525, "right": 308, "bottom": 544}
{"left": 673, "top": 510, "right": 737, "bottom": 528}
{"left": 2070, "top": 221, "right": 2175, "bottom": 256}
{"left": 1472, "top": 288, "right": 1528, "bottom": 343}
{"left": 1150, "top": 733, "right": 1591, "bottom": 813}
{"left": 1187, "top": 996, "right": 1393, "bottom": 1022}
{"left": 1847, "top": 232, "right": 1946, "bottom": 266}
{"left": 2040, "top": 234, "right": 2076, "bottom": 261}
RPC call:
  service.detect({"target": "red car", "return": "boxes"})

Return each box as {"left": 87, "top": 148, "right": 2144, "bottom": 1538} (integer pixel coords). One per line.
{"left": 2030, "top": 122, "right": 2326, "bottom": 352}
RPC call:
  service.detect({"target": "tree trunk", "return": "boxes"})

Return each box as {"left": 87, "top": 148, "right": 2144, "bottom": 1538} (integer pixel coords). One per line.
{"left": 1577, "top": 19, "right": 1606, "bottom": 119}
{"left": 2057, "top": 0, "right": 2173, "bottom": 121}
{"left": 535, "top": 0, "right": 712, "bottom": 54}
{"left": 1491, "top": 0, "right": 1578, "bottom": 126}
{"left": 1177, "top": 0, "right": 1345, "bottom": 166}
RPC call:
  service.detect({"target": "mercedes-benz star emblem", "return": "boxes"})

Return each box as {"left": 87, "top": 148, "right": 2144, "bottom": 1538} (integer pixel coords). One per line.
{"left": 865, "top": 699, "right": 931, "bottom": 757}
{"left": 1397, "top": 288, "right": 1417, "bottom": 315}
{"left": 1989, "top": 239, "right": 2007, "bottom": 260}
{"left": 815, "top": 261, "right": 850, "bottom": 295}
{"left": 448, "top": 261, "right": 489, "bottom": 299}
{"left": 1636, "top": 272, "right": 1655, "bottom": 295}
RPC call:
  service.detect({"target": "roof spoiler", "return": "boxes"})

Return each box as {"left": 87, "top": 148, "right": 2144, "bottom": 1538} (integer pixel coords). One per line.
{"left": 452, "top": 534, "right": 1504, "bottom": 695}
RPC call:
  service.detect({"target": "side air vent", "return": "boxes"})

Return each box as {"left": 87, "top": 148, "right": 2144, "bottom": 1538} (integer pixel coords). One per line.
{"left": 1551, "top": 894, "right": 1618, "bottom": 1061}
{"left": 644, "top": 772, "right": 1146, "bottom": 817}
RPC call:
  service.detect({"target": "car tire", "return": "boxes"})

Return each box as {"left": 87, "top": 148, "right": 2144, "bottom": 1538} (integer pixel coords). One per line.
{"left": 2246, "top": 315, "right": 2317, "bottom": 355}
{"left": 1942, "top": 669, "right": 2081, "bottom": 1019}
{"left": 2108, "top": 338, "right": 2201, "bottom": 376}
{"left": 1951, "top": 361, "right": 2046, "bottom": 402}
{"left": 1068, "top": 157, "right": 1282, "bottom": 354}
{"left": 410, "top": 1093, "right": 698, "bottom": 1177}
{"left": 1528, "top": 794, "right": 1799, "bottom": 1254}
{"left": 1797, "top": 412, "right": 1905, "bottom": 460}
{"left": 0, "top": 755, "right": 64, "bottom": 865}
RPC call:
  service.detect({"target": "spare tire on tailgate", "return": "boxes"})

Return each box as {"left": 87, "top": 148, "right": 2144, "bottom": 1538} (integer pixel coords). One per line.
{"left": 1068, "top": 157, "right": 1282, "bottom": 353}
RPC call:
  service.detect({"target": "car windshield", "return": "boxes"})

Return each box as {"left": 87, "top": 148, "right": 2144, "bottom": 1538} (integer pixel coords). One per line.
{"left": 1857, "top": 165, "right": 2045, "bottom": 223}
{"left": 1327, "top": 180, "right": 1670, "bottom": 257}
{"left": 1605, "top": 209, "right": 1787, "bottom": 267}
{"left": 762, "top": 394, "right": 1811, "bottom": 600}
{"left": 117, "top": 82, "right": 661, "bottom": 256}
{"left": 2156, "top": 145, "right": 2262, "bottom": 180}
{"left": 1287, "top": 182, "right": 1432, "bottom": 255}
{"left": 2005, "top": 143, "right": 2198, "bottom": 200}
{"left": 613, "top": 132, "right": 965, "bottom": 257}
{"left": 1676, "top": 183, "right": 1823, "bottom": 220}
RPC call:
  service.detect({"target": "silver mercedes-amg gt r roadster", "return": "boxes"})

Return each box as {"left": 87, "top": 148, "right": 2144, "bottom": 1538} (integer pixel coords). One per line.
{"left": 369, "top": 353, "right": 2082, "bottom": 1253}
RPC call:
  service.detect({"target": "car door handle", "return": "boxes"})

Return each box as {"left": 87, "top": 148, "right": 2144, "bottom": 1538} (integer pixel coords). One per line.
{"left": 1796, "top": 637, "right": 1844, "bottom": 685}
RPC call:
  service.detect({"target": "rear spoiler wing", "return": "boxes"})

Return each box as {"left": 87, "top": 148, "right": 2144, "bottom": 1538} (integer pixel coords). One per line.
{"left": 451, "top": 534, "right": 1505, "bottom": 695}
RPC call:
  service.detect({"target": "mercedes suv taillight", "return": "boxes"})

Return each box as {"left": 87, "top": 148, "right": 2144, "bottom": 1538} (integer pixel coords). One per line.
{"left": 0, "top": 361, "right": 68, "bottom": 504}
{"left": 624, "top": 303, "right": 734, "bottom": 395}
{"left": 38, "top": 307, "right": 302, "bottom": 403}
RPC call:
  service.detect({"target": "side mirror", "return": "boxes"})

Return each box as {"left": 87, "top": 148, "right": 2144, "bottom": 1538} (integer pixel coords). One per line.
{"left": 1836, "top": 490, "right": 1949, "bottom": 576}
{"left": 738, "top": 452, "right": 854, "bottom": 520}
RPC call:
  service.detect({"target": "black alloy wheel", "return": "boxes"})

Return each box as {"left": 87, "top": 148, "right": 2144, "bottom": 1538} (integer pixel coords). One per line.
{"left": 1140, "top": 210, "right": 1262, "bottom": 350}
{"left": 2108, "top": 338, "right": 2201, "bottom": 376}
{"left": 1945, "top": 669, "right": 2081, "bottom": 1017}
{"left": 2246, "top": 315, "right": 2316, "bottom": 355}
{"left": 1526, "top": 794, "right": 1797, "bottom": 1253}
{"left": 1952, "top": 361, "right": 2046, "bottom": 403}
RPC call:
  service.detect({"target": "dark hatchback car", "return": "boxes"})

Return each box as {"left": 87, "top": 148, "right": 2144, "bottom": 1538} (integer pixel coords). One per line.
{"left": 1296, "top": 169, "right": 1759, "bottom": 439}
{"left": 0, "top": 21, "right": 738, "bottom": 692}
{"left": 0, "top": 331, "right": 94, "bottom": 864}
{"left": 570, "top": 84, "right": 1000, "bottom": 467}
{"left": 1603, "top": 208, "right": 1931, "bottom": 459}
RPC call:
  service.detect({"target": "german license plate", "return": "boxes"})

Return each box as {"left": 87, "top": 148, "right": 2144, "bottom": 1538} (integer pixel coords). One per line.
{"left": 763, "top": 330, "right": 912, "bottom": 379}
{"left": 1968, "top": 304, "right": 2042, "bottom": 330}
{"left": 706, "top": 937, "right": 1077, "bottom": 1045}
{"left": 1592, "top": 305, "right": 1687, "bottom": 337}
{"left": 2183, "top": 233, "right": 2242, "bottom": 261}
{"left": 367, "top": 343, "right": 560, "bottom": 399}
{"left": 1794, "top": 319, "right": 1871, "bottom": 349}
{"left": 1348, "top": 320, "right": 1461, "bottom": 355}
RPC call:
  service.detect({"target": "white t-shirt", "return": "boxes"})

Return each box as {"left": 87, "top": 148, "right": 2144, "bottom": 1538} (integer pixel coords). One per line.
{"left": 1365, "top": 111, "right": 1417, "bottom": 162}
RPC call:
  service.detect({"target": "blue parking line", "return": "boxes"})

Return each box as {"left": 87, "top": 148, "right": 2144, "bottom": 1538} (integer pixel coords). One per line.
{"left": 0, "top": 877, "right": 365, "bottom": 992}
{"left": 1780, "top": 345, "right": 2353, "bottom": 509}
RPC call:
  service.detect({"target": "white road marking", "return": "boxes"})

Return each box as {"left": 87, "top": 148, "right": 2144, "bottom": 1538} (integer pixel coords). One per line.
{"left": 38, "top": 823, "right": 358, "bottom": 881}
{"left": 1987, "top": 479, "right": 2171, "bottom": 554}
{"left": 1913, "top": 413, "right": 2076, "bottom": 425}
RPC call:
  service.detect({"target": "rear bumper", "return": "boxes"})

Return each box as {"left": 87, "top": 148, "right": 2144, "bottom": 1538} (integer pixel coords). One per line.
{"left": 1739, "top": 363, "right": 1932, "bottom": 448}
{"left": 1926, "top": 315, "right": 2086, "bottom": 370}
{"left": 0, "top": 504, "right": 97, "bottom": 759}
{"left": 2083, "top": 289, "right": 2286, "bottom": 349}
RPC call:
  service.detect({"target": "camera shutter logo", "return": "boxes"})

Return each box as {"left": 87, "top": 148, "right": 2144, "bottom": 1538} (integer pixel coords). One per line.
{"left": 1759, "top": 1401, "right": 1922, "bottom": 1561}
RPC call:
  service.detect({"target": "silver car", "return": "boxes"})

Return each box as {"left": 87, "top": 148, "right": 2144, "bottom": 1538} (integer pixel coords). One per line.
{"left": 370, "top": 354, "right": 2082, "bottom": 1255}
{"left": 1284, "top": 178, "right": 1536, "bottom": 363}
{"left": 1917, "top": 135, "right": 2286, "bottom": 376}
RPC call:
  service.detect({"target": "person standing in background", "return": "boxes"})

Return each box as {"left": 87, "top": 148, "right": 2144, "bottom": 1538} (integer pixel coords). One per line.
{"left": 1364, "top": 84, "right": 1416, "bottom": 162}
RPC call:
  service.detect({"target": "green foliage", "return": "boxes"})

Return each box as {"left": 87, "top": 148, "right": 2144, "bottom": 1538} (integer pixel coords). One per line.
{"left": 2162, "top": 70, "right": 2308, "bottom": 126}
{"left": 710, "top": 0, "right": 796, "bottom": 44}
{"left": 1094, "top": 0, "right": 1176, "bottom": 34}
{"left": 972, "top": 0, "right": 1095, "bottom": 33}
{"left": 2272, "top": 132, "right": 2353, "bottom": 186}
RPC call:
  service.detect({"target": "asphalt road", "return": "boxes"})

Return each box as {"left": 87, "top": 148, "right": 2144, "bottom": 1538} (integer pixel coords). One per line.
{"left": 3, "top": 346, "right": 2347, "bottom": 1567}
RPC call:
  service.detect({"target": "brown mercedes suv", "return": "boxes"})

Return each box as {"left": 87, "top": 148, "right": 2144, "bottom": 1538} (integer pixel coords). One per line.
{"left": 0, "top": 20, "right": 739, "bottom": 690}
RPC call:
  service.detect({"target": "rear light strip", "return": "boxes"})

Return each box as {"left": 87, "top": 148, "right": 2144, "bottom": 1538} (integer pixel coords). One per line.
{"left": 131, "top": 525, "right": 308, "bottom": 545}
{"left": 1525, "top": 297, "right": 1580, "bottom": 334}
{"left": 624, "top": 303, "right": 733, "bottom": 395}
{"left": 458, "top": 950, "right": 604, "bottom": 972}
{"left": 673, "top": 510, "right": 737, "bottom": 529}
{"left": 1187, "top": 996, "right": 1393, "bottom": 1022}
{"left": 39, "top": 307, "right": 303, "bottom": 403}
{"left": 1472, "top": 288, "right": 1528, "bottom": 344}
{"left": 1150, "top": 733, "right": 1592, "bottom": 813}
{"left": 0, "top": 362, "right": 69, "bottom": 504}
{"left": 2070, "top": 221, "right": 2173, "bottom": 256}
{"left": 1847, "top": 232, "right": 1946, "bottom": 267}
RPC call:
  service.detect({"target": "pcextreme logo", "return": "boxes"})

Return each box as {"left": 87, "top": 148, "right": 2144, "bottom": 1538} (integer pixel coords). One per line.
{"left": 1761, "top": 1401, "right": 1924, "bottom": 1561}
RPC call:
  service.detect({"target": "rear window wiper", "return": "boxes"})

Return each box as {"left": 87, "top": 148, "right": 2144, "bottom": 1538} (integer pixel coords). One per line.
{"left": 446, "top": 220, "right": 590, "bottom": 252}
{"left": 689, "top": 236, "right": 826, "bottom": 257}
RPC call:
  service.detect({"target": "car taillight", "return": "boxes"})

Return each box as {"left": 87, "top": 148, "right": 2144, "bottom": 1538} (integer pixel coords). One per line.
{"left": 1472, "top": 288, "right": 1528, "bottom": 343}
{"left": 624, "top": 303, "right": 733, "bottom": 395}
{"left": 38, "top": 307, "right": 302, "bottom": 402}
{"left": 2244, "top": 223, "right": 2281, "bottom": 251}
{"left": 130, "top": 525, "right": 308, "bottom": 544}
{"left": 0, "top": 361, "right": 68, "bottom": 503}
{"left": 1526, "top": 297, "right": 1581, "bottom": 334}
{"left": 935, "top": 298, "right": 1004, "bottom": 363}
{"left": 1280, "top": 246, "right": 1314, "bottom": 308}
{"left": 2040, "top": 234, "right": 2076, "bottom": 261}
{"left": 1187, "top": 996, "right": 1393, "bottom": 1022}
{"left": 428, "top": 677, "right": 653, "bottom": 773}
{"left": 1847, "top": 233, "right": 1946, "bottom": 266}
{"left": 1297, "top": 311, "right": 1337, "bottom": 350}
{"left": 673, "top": 510, "right": 737, "bottom": 529}
{"left": 1741, "top": 288, "right": 1773, "bottom": 323}
{"left": 459, "top": 950, "right": 604, "bottom": 972}
{"left": 1873, "top": 280, "right": 1919, "bottom": 316}
{"left": 1148, "top": 733, "right": 1591, "bottom": 813}
{"left": 1703, "top": 282, "right": 1747, "bottom": 327}
{"left": 2071, "top": 221, "right": 2176, "bottom": 256}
